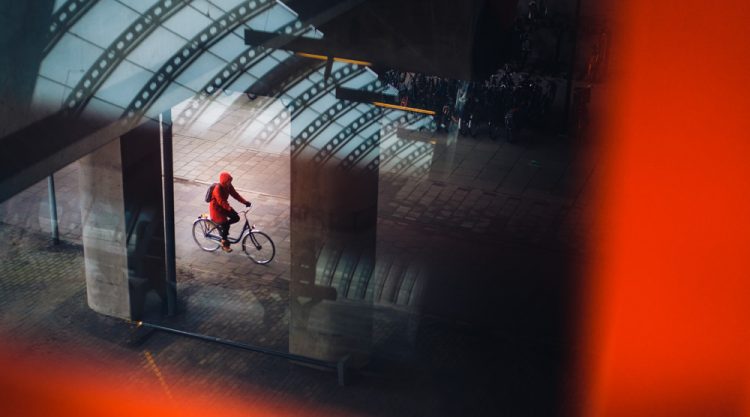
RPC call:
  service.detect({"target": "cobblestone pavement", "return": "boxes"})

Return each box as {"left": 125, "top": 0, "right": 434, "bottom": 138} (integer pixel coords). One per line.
{"left": 0, "top": 114, "right": 592, "bottom": 415}
{"left": 1, "top": 223, "right": 576, "bottom": 416}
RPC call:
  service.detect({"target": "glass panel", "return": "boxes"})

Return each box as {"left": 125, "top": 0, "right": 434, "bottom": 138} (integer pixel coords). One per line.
{"left": 53, "top": 0, "right": 68, "bottom": 12}
{"left": 174, "top": 53, "right": 226, "bottom": 92}
{"left": 117, "top": 0, "right": 159, "bottom": 14}
{"left": 284, "top": 79, "right": 313, "bottom": 100}
{"left": 162, "top": 6, "right": 212, "bottom": 40}
{"left": 305, "top": 93, "right": 331, "bottom": 112}
{"left": 340, "top": 72, "right": 378, "bottom": 90}
{"left": 149, "top": 82, "right": 193, "bottom": 115}
{"left": 246, "top": 5, "right": 295, "bottom": 32}
{"left": 126, "top": 27, "right": 186, "bottom": 72}
{"left": 39, "top": 34, "right": 102, "bottom": 87}
{"left": 95, "top": 59, "right": 154, "bottom": 108}
{"left": 81, "top": 95, "right": 126, "bottom": 120}
{"left": 69, "top": 0, "right": 139, "bottom": 49}
{"left": 199, "top": 29, "right": 245, "bottom": 62}
{"left": 269, "top": 50, "right": 292, "bottom": 62}
{"left": 291, "top": 108, "right": 318, "bottom": 130}
{"left": 247, "top": 56, "right": 280, "bottom": 80}
{"left": 205, "top": 0, "right": 246, "bottom": 11}
{"left": 226, "top": 72, "right": 258, "bottom": 93}
{"left": 29, "top": 76, "right": 68, "bottom": 121}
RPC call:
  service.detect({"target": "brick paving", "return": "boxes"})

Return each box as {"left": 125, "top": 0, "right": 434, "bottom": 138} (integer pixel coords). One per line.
{"left": 0, "top": 97, "right": 592, "bottom": 415}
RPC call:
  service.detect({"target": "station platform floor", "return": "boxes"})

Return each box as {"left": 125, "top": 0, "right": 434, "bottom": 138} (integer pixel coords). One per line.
{"left": 0, "top": 113, "right": 595, "bottom": 416}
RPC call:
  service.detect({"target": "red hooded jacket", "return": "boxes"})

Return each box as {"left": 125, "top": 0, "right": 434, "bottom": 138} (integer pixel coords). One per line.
{"left": 209, "top": 172, "right": 248, "bottom": 223}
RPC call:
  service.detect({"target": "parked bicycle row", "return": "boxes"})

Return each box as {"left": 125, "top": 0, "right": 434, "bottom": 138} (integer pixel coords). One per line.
{"left": 379, "top": 68, "right": 561, "bottom": 142}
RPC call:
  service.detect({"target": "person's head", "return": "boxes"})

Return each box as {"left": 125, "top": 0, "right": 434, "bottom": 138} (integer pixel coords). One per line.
{"left": 219, "top": 171, "right": 233, "bottom": 187}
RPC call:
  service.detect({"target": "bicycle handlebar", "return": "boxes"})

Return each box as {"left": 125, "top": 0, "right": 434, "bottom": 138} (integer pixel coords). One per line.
{"left": 237, "top": 202, "right": 252, "bottom": 214}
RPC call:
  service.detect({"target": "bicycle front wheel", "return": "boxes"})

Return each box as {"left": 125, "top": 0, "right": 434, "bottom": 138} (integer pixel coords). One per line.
{"left": 192, "top": 218, "right": 221, "bottom": 252}
{"left": 242, "top": 231, "right": 275, "bottom": 264}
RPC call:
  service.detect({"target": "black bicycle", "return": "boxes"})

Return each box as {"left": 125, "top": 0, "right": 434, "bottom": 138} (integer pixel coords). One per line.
{"left": 191, "top": 208, "right": 275, "bottom": 264}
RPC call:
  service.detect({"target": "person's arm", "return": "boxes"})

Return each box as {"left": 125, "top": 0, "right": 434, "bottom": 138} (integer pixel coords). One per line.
{"left": 228, "top": 184, "right": 249, "bottom": 206}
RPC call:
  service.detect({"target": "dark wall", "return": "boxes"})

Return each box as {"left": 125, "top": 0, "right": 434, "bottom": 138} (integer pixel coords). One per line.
{"left": 285, "top": 0, "right": 518, "bottom": 80}
{"left": 0, "top": 1, "right": 54, "bottom": 137}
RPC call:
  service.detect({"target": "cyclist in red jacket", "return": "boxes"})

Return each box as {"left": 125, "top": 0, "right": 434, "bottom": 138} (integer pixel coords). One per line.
{"left": 209, "top": 171, "right": 250, "bottom": 252}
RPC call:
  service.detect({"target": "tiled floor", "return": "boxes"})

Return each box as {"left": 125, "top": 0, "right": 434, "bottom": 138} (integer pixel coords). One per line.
{"left": 0, "top": 94, "right": 593, "bottom": 415}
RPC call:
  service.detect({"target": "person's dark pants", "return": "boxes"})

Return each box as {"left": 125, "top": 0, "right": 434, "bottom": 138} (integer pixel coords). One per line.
{"left": 219, "top": 210, "right": 240, "bottom": 242}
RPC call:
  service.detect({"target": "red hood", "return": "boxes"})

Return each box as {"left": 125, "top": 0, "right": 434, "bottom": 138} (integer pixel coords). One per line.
{"left": 219, "top": 171, "right": 232, "bottom": 187}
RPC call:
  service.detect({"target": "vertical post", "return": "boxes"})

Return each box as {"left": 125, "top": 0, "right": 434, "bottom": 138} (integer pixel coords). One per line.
{"left": 160, "top": 111, "right": 177, "bottom": 316}
{"left": 47, "top": 175, "right": 59, "bottom": 244}
{"left": 563, "top": 0, "right": 582, "bottom": 133}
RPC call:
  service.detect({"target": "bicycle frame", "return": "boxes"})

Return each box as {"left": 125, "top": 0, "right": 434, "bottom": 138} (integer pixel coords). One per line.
{"left": 204, "top": 210, "right": 255, "bottom": 244}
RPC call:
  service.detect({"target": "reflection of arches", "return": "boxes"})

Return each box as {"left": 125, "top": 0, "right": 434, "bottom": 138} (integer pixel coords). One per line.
{"left": 290, "top": 80, "right": 380, "bottom": 157}
{"left": 292, "top": 100, "right": 358, "bottom": 156}
{"left": 122, "top": 0, "right": 278, "bottom": 122}
{"left": 391, "top": 143, "right": 433, "bottom": 177}
{"left": 252, "top": 64, "right": 367, "bottom": 149}
{"left": 63, "top": 0, "right": 188, "bottom": 116}
{"left": 374, "top": 257, "right": 422, "bottom": 306}
{"left": 312, "top": 107, "right": 383, "bottom": 166}
{"left": 44, "top": 0, "right": 98, "bottom": 55}
{"left": 366, "top": 136, "right": 411, "bottom": 172}
{"left": 312, "top": 242, "right": 422, "bottom": 306}
{"left": 337, "top": 130, "right": 382, "bottom": 171}
{"left": 338, "top": 112, "right": 428, "bottom": 171}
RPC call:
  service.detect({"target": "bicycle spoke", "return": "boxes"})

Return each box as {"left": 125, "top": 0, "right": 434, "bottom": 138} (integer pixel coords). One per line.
{"left": 192, "top": 218, "right": 221, "bottom": 252}
{"left": 242, "top": 231, "right": 275, "bottom": 264}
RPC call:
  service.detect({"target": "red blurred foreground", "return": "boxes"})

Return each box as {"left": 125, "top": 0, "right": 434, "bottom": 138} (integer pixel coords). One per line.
{"left": 0, "top": 341, "right": 348, "bottom": 417}
{"left": 2, "top": 2, "right": 750, "bottom": 416}
{"left": 581, "top": 1, "right": 750, "bottom": 416}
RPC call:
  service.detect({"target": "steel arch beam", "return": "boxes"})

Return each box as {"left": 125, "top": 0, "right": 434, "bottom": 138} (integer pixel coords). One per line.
{"left": 174, "top": 19, "right": 314, "bottom": 127}
{"left": 44, "top": 0, "right": 98, "bottom": 55}
{"left": 63, "top": 0, "right": 188, "bottom": 116}
{"left": 121, "top": 0, "right": 277, "bottom": 123}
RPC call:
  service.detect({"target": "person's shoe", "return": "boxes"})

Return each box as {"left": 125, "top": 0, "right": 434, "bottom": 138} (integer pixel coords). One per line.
{"left": 221, "top": 240, "right": 233, "bottom": 253}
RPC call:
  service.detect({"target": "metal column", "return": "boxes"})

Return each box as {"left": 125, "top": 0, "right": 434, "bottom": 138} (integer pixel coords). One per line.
{"left": 47, "top": 175, "right": 59, "bottom": 244}
{"left": 160, "top": 111, "right": 177, "bottom": 316}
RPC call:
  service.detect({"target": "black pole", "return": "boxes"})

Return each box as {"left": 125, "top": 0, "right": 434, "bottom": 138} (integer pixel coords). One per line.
{"left": 160, "top": 111, "right": 177, "bottom": 316}
{"left": 563, "top": 0, "right": 582, "bottom": 133}
{"left": 47, "top": 175, "right": 59, "bottom": 244}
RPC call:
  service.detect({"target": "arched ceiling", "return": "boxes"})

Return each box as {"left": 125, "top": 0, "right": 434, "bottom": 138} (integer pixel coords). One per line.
{"left": 0, "top": 0, "right": 444, "bottom": 201}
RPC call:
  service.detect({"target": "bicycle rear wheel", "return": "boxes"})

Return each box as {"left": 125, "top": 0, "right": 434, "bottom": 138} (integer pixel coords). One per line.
{"left": 242, "top": 231, "right": 275, "bottom": 264}
{"left": 192, "top": 218, "right": 221, "bottom": 252}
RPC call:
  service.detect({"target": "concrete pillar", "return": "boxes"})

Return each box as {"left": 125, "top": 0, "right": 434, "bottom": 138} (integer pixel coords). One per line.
{"left": 80, "top": 140, "right": 131, "bottom": 319}
{"left": 79, "top": 121, "right": 167, "bottom": 320}
{"left": 289, "top": 119, "right": 378, "bottom": 367}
